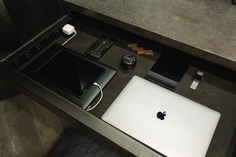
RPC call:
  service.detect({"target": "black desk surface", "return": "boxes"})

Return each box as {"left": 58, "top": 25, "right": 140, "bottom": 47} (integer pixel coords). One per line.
{"left": 0, "top": 12, "right": 236, "bottom": 157}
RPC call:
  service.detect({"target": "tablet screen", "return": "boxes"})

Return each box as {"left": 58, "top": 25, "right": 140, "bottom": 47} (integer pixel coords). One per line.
{"left": 145, "top": 53, "right": 190, "bottom": 90}
{"left": 36, "top": 49, "right": 105, "bottom": 97}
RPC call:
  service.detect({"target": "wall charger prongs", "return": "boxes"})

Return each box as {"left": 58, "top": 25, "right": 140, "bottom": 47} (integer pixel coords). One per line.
{"left": 61, "top": 24, "right": 77, "bottom": 46}
{"left": 190, "top": 71, "right": 204, "bottom": 90}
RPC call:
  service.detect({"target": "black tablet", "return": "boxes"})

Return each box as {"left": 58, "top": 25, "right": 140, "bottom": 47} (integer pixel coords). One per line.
{"left": 22, "top": 44, "right": 116, "bottom": 109}
{"left": 145, "top": 53, "right": 190, "bottom": 90}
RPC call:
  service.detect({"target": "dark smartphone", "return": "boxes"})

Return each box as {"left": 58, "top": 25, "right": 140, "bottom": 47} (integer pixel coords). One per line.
{"left": 145, "top": 53, "right": 191, "bottom": 90}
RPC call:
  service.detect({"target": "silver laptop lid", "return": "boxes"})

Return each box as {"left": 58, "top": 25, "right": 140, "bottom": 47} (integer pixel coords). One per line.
{"left": 102, "top": 75, "right": 220, "bottom": 157}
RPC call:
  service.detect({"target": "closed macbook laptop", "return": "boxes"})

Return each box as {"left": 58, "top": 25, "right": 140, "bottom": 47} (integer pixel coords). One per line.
{"left": 102, "top": 75, "right": 220, "bottom": 157}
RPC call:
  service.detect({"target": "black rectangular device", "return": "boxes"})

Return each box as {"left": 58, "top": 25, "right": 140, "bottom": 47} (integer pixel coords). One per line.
{"left": 85, "top": 35, "right": 115, "bottom": 59}
{"left": 22, "top": 44, "right": 116, "bottom": 109}
{"left": 145, "top": 53, "right": 191, "bottom": 90}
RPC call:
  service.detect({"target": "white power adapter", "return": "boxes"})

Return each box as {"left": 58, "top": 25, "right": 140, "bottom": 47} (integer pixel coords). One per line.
{"left": 62, "top": 24, "right": 75, "bottom": 35}
{"left": 61, "top": 24, "right": 77, "bottom": 46}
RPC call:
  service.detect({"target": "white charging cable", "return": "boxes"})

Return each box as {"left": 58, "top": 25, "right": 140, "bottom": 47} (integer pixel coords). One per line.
{"left": 86, "top": 82, "right": 103, "bottom": 112}
{"left": 61, "top": 24, "right": 77, "bottom": 46}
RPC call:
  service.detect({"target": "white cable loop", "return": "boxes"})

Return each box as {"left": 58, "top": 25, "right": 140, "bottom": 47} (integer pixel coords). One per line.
{"left": 86, "top": 82, "right": 103, "bottom": 112}
{"left": 61, "top": 30, "right": 77, "bottom": 46}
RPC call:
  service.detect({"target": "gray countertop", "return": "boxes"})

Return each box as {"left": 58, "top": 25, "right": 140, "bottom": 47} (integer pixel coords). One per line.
{"left": 64, "top": 0, "right": 236, "bottom": 71}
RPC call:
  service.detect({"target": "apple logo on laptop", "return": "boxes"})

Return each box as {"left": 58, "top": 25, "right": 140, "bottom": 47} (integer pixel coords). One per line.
{"left": 157, "top": 111, "right": 166, "bottom": 120}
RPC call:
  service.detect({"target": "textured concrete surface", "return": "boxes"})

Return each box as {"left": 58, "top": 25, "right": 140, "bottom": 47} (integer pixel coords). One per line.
{"left": 65, "top": 0, "right": 236, "bottom": 70}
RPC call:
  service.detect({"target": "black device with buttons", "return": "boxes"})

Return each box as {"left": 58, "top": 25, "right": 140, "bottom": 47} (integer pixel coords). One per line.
{"left": 85, "top": 35, "right": 115, "bottom": 59}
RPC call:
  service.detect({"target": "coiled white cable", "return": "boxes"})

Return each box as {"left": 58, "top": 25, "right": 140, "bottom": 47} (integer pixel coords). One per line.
{"left": 61, "top": 30, "right": 77, "bottom": 46}
{"left": 86, "top": 82, "right": 103, "bottom": 111}
{"left": 61, "top": 24, "right": 77, "bottom": 46}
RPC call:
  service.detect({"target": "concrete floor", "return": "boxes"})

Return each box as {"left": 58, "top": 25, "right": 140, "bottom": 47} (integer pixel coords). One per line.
{"left": 0, "top": 82, "right": 70, "bottom": 157}
{"left": 0, "top": 51, "right": 68, "bottom": 157}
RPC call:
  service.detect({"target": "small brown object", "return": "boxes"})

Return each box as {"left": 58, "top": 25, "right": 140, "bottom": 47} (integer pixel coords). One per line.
{"left": 128, "top": 44, "right": 154, "bottom": 56}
